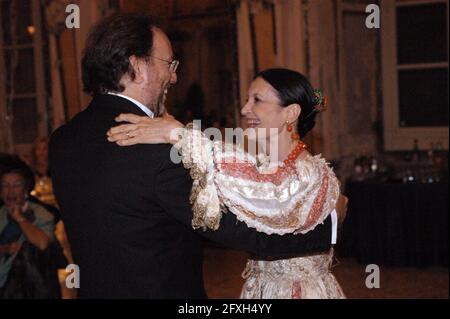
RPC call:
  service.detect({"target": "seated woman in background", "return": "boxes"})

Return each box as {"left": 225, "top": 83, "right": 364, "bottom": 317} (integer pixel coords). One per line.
{"left": 0, "top": 159, "right": 61, "bottom": 298}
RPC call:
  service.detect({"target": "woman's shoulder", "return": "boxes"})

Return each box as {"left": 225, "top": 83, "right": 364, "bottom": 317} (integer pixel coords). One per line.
{"left": 297, "top": 151, "right": 336, "bottom": 173}
{"left": 295, "top": 151, "right": 340, "bottom": 191}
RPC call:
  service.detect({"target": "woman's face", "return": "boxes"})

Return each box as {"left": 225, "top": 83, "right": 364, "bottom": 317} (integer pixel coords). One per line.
{"left": 0, "top": 173, "right": 27, "bottom": 208}
{"left": 241, "top": 77, "right": 288, "bottom": 140}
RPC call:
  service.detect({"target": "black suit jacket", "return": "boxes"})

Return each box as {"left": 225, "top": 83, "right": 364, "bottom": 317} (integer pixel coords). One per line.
{"left": 49, "top": 94, "right": 332, "bottom": 299}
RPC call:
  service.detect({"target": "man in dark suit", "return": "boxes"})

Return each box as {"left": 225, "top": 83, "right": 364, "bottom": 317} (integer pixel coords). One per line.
{"left": 50, "top": 13, "right": 336, "bottom": 298}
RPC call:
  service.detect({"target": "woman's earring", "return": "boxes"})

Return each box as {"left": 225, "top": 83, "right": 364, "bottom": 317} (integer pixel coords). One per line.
{"left": 287, "top": 121, "right": 300, "bottom": 140}
{"left": 291, "top": 132, "right": 300, "bottom": 141}
{"left": 286, "top": 121, "right": 293, "bottom": 132}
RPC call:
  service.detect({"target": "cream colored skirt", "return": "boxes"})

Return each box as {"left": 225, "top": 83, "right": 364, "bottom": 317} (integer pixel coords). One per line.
{"left": 240, "top": 249, "right": 345, "bottom": 299}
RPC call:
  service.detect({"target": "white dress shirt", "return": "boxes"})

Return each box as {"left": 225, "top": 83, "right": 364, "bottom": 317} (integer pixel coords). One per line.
{"left": 107, "top": 92, "right": 154, "bottom": 118}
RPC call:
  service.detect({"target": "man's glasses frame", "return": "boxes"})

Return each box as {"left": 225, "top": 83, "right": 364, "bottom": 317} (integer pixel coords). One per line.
{"left": 149, "top": 55, "right": 179, "bottom": 73}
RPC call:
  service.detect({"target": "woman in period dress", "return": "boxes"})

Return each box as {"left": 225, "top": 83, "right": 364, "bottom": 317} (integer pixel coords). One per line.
{"left": 107, "top": 68, "right": 346, "bottom": 299}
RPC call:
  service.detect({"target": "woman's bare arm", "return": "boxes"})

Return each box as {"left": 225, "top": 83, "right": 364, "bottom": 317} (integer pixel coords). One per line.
{"left": 107, "top": 113, "right": 184, "bottom": 146}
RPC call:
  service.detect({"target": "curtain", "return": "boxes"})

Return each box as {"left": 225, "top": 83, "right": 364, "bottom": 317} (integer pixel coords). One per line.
{"left": 236, "top": 0, "right": 255, "bottom": 116}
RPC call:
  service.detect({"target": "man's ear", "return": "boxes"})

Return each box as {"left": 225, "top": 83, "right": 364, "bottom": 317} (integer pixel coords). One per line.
{"left": 285, "top": 103, "right": 301, "bottom": 123}
{"left": 128, "top": 55, "right": 144, "bottom": 84}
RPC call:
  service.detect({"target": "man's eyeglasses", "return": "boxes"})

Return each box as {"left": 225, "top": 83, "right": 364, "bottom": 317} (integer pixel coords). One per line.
{"left": 150, "top": 56, "right": 179, "bottom": 73}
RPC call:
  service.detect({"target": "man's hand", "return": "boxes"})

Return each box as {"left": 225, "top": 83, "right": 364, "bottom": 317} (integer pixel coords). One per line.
{"left": 336, "top": 194, "right": 348, "bottom": 226}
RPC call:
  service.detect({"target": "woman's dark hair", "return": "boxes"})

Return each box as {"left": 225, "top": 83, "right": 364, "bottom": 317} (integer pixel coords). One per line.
{"left": 82, "top": 13, "right": 158, "bottom": 95}
{"left": 0, "top": 155, "right": 35, "bottom": 194}
{"left": 256, "top": 68, "right": 319, "bottom": 138}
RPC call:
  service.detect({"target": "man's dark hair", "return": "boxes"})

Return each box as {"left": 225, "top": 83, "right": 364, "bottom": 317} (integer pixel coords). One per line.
{"left": 82, "top": 13, "right": 158, "bottom": 95}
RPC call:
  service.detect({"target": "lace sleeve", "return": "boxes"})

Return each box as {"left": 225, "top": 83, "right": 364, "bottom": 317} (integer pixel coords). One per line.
{"left": 176, "top": 123, "right": 224, "bottom": 230}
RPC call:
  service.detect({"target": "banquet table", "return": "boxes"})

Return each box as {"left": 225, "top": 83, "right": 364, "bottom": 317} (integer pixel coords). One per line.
{"left": 338, "top": 180, "right": 448, "bottom": 267}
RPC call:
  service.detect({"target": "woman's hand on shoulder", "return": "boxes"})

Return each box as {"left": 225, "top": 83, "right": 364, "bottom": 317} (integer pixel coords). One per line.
{"left": 107, "top": 112, "right": 184, "bottom": 146}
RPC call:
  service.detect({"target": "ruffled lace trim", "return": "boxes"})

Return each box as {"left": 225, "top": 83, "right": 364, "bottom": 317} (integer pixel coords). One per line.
{"left": 177, "top": 124, "right": 340, "bottom": 235}
{"left": 178, "top": 123, "right": 223, "bottom": 230}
